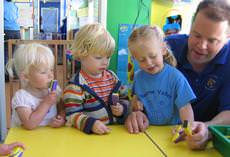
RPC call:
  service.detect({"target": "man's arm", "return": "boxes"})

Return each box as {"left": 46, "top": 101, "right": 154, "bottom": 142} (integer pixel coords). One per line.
{"left": 205, "top": 110, "right": 230, "bottom": 126}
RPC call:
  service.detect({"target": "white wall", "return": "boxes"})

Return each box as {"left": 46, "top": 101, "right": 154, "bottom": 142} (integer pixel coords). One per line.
{"left": 99, "top": 0, "right": 107, "bottom": 27}
{"left": 0, "top": 0, "right": 7, "bottom": 141}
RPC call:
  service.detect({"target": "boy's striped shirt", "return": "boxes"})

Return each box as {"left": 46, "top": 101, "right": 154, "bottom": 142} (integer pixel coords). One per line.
{"left": 80, "top": 70, "right": 116, "bottom": 103}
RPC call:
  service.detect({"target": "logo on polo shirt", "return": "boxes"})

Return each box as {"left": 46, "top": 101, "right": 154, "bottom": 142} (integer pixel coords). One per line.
{"left": 205, "top": 75, "right": 218, "bottom": 90}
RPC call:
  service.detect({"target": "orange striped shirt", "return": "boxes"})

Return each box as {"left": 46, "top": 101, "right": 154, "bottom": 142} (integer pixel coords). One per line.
{"left": 80, "top": 70, "right": 116, "bottom": 103}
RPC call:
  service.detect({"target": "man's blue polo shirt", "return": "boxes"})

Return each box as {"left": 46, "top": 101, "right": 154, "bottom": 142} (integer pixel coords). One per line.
{"left": 165, "top": 34, "right": 230, "bottom": 121}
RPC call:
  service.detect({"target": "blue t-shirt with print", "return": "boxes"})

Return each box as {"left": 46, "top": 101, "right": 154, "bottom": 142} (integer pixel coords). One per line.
{"left": 133, "top": 63, "right": 196, "bottom": 125}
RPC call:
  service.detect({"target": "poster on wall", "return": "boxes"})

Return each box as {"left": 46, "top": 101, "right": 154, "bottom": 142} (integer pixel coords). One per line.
{"left": 117, "top": 24, "right": 141, "bottom": 99}
{"left": 151, "top": 0, "right": 202, "bottom": 35}
{"left": 41, "top": 8, "right": 58, "bottom": 33}
{"left": 15, "top": 2, "right": 33, "bottom": 28}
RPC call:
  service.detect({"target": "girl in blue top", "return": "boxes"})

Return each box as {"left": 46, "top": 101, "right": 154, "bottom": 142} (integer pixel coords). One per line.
{"left": 128, "top": 25, "right": 196, "bottom": 125}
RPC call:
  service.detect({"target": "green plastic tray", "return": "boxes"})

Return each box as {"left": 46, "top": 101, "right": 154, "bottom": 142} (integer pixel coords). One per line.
{"left": 208, "top": 125, "right": 230, "bottom": 157}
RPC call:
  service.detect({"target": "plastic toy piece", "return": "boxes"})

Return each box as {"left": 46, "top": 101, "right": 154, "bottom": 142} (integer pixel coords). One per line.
{"left": 172, "top": 125, "right": 184, "bottom": 143}
{"left": 183, "top": 120, "right": 192, "bottom": 136}
{"left": 8, "top": 147, "right": 23, "bottom": 157}
{"left": 172, "top": 120, "right": 193, "bottom": 143}
{"left": 112, "top": 93, "right": 119, "bottom": 105}
{"left": 49, "top": 80, "right": 58, "bottom": 91}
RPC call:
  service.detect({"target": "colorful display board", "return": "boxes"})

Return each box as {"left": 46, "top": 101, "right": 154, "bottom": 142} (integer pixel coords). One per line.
{"left": 117, "top": 24, "right": 141, "bottom": 99}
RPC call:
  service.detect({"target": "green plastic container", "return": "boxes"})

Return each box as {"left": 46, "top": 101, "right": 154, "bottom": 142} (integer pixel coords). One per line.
{"left": 208, "top": 125, "right": 230, "bottom": 157}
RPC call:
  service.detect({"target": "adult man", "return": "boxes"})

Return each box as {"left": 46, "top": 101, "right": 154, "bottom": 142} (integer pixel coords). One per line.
{"left": 4, "top": 0, "right": 21, "bottom": 64}
{"left": 4, "top": 0, "right": 21, "bottom": 81}
{"left": 125, "top": 0, "right": 230, "bottom": 150}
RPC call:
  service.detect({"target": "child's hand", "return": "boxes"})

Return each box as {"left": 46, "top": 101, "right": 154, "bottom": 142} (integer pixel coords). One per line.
{"left": 42, "top": 91, "right": 57, "bottom": 107}
{"left": 0, "top": 142, "right": 25, "bottom": 156}
{"left": 92, "top": 120, "right": 111, "bottom": 135}
{"left": 131, "top": 95, "right": 143, "bottom": 111}
{"left": 49, "top": 115, "right": 65, "bottom": 128}
{"left": 111, "top": 103, "right": 124, "bottom": 116}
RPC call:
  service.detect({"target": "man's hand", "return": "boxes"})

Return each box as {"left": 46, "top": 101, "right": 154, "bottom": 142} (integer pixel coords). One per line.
{"left": 125, "top": 111, "right": 149, "bottom": 134}
{"left": 186, "top": 121, "right": 210, "bottom": 150}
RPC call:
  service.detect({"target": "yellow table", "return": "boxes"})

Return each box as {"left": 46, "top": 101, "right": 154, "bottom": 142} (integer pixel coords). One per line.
{"left": 4, "top": 125, "right": 222, "bottom": 157}
{"left": 4, "top": 126, "right": 161, "bottom": 157}
{"left": 145, "top": 126, "right": 222, "bottom": 157}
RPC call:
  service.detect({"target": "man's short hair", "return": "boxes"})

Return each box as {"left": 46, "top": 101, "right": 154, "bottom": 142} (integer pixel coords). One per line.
{"left": 194, "top": 0, "right": 230, "bottom": 25}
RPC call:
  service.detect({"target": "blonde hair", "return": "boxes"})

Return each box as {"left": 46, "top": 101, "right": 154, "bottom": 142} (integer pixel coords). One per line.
{"left": 6, "top": 43, "right": 54, "bottom": 87}
{"left": 71, "top": 23, "right": 115, "bottom": 59}
{"left": 128, "top": 25, "right": 177, "bottom": 67}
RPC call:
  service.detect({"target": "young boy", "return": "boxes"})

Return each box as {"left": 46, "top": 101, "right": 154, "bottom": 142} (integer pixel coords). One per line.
{"left": 64, "top": 23, "right": 129, "bottom": 135}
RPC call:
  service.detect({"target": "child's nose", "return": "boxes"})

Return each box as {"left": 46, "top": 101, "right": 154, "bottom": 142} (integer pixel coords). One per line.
{"left": 145, "top": 58, "right": 152, "bottom": 66}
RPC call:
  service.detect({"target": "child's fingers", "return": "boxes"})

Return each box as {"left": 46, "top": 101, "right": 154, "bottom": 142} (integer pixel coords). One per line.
{"left": 101, "top": 125, "right": 111, "bottom": 134}
{"left": 52, "top": 117, "right": 60, "bottom": 122}
{"left": 111, "top": 105, "right": 122, "bottom": 110}
{"left": 50, "top": 117, "right": 65, "bottom": 127}
{"left": 111, "top": 103, "right": 122, "bottom": 109}
{"left": 95, "top": 127, "right": 105, "bottom": 135}
{"left": 49, "top": 91, "right": 57, "bottom": 97}
{"left": 56, "top": 115, "right": 61, "bottom": 119}
{"left": 104, "top": 125, "right": 111, "bottom": 132}
{"left": 92, "top": 121, "right": 103, "bottom": 134}
{"left": 56, "top": 115, "right": 65, "bottom": 120}
{"left": 111, "top": 106, "right": 123, "bottom": 116}
{"left": 9, "top": 142, "right": 25, "bottom": 150}
{"left": 115, "top": 102, "right": 122, "bottom": 106}
{"left": 94, "top": 123, "right": 111, "bottom": 135}
{"left": 94, "top": 128, "right": 102, "bottom": 134}
{"left": 54, "top": 118, "right": 65, "bottom": 124}
{"left": 55, "top": 117, "right": 65, "bottom": 124}
{"left": 111, "top": 105, "right": 119, "bottom": 111}
{"left": 50, "top": 122, "right": 61, "bottom": 128}
{"left": 111, "top": 106, "right": 118, "bottom": 113}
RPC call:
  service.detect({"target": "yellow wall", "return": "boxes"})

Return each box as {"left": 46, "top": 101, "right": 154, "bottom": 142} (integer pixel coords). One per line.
{"left": 151, "top": 1, "right": 173, "bottom": 28}
{"left": 151, "top": 0, "right": 202, "bottom": 34}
